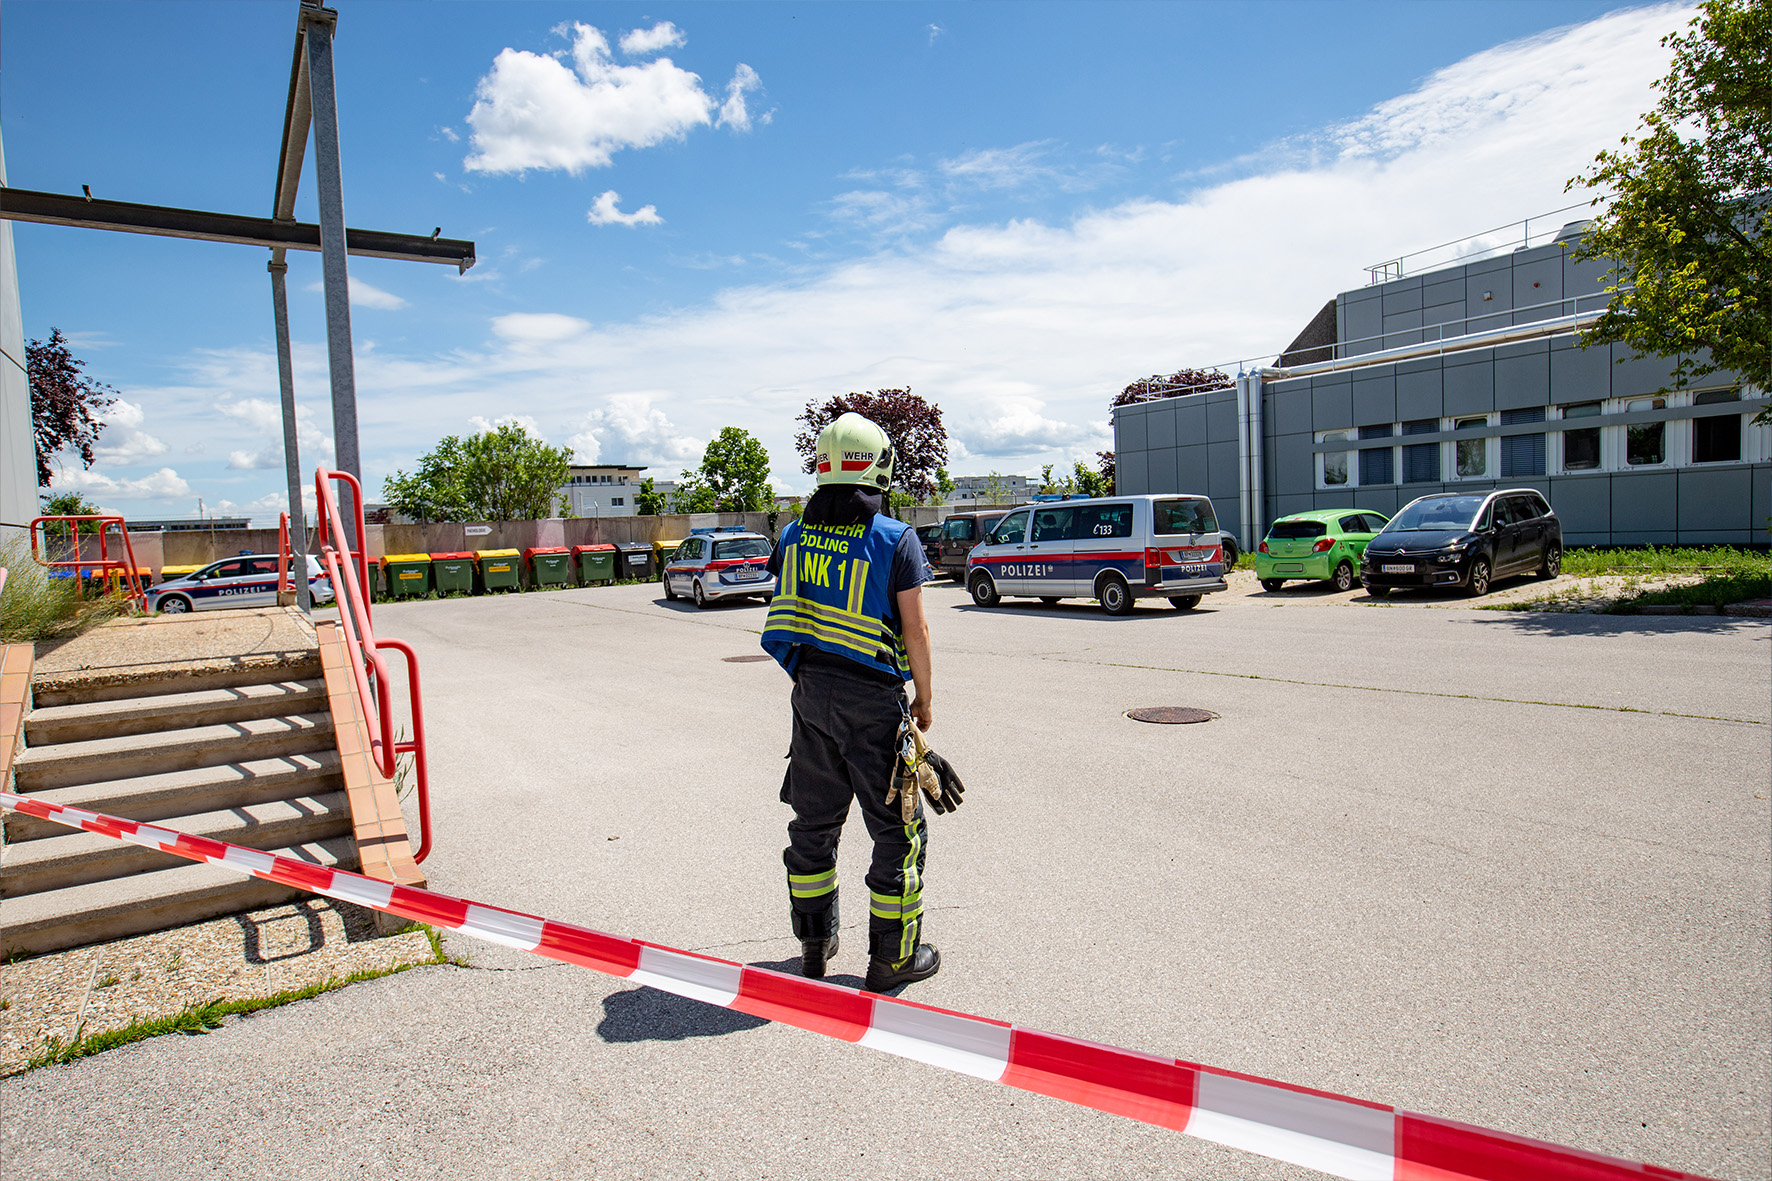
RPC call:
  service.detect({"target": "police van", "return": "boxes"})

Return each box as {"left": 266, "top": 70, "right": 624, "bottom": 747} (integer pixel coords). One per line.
{"left": 146, "top": 554, "right": 335, "bottom": 614}
{"left": 965, "top": 494, "right": 1228, "bottom": 614}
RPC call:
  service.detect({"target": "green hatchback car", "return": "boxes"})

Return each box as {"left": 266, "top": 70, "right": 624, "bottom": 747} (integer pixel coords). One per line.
{"left": 1256, "top": 509, "right": 1390, "bottom": 592}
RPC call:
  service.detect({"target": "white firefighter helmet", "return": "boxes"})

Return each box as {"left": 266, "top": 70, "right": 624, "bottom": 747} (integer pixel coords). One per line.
{"left": 814, "top": 412, "right": 894, "bottom": 490}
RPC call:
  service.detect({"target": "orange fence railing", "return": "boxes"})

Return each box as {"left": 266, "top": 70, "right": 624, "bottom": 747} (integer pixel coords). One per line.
{"left": 27, "top": 516, "right": 147, "bottom": 612}
{"left": 313, "top": 468, "right": 432, "bottom": 863}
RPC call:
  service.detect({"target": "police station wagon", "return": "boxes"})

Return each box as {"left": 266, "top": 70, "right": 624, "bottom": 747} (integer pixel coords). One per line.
{"left": 662, "top": 530, "right": 777, "bottom": 609}
{"left": 966, "top": 495, "right": 1228, "bottom": 614}
{"left": 147, "top": 554, "right": 335, "bottom": 614}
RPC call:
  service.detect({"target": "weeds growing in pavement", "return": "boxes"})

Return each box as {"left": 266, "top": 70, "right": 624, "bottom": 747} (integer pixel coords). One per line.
{"left": 0, "top": 539, "right": 126, "bottom": 643}
{"left": 8, "top": 925, "right": 455, "bottom": 1076}
{"left": 1608, "top": 571, "right": 1772, "bottom": 612}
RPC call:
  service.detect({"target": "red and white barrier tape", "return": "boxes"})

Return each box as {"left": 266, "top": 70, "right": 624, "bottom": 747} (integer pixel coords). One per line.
{"left": 0, "top": 789, "right": 1713, "bottom": 1181}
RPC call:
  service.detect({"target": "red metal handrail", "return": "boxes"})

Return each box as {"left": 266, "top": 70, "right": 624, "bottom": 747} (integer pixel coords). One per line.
{"left": 277, "top": 511, "right": 296, "bottom": 598}
{"left": 27, "top": 515, "right": 147, "bottom": 612}
{"left": 313, "top": 467, "right": 433, "bottom": 863}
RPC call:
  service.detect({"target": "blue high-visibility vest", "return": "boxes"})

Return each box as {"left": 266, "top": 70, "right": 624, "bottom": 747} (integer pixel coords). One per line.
{"left": 761, "top": 515, "right": 911, "bottom": 680}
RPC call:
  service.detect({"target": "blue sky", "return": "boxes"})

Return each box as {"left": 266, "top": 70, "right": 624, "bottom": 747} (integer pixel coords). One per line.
{"left": 2, "top": 1, "right": 1689, "bottom": 523}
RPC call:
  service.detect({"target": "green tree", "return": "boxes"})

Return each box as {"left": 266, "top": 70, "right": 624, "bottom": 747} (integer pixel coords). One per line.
{"left": 933, "top": 466, "right": 956, "bottom": 505}
{"left": 669, "top": 470, "right": 719, "bottom": 513}
{"left": 383, "top": 424, "right": 572, "bottom": 522}
{"left": 37, "top": 491, "right": 106, "bottom": 552}
{"left": 1567, "top": 0, "right": 1770, "bottom": 417}
{"left": 697, "top": 427, "right": 773, "bottom": 511}
{"left": 1072, "top": 458, "right": 1113, "bottom": 498}
{"left": 634, "top": 477, "right": 667, "bottom": 515}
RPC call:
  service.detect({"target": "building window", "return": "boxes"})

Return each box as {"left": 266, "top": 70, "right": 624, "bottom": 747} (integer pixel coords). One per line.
{"left": 611, "top": 497, "right": 624, "bottom": 507}
{"left": 1626, "top": 397, "right": 1666, "bottom": 465}
{"left": 1358, "top": 424, "right": 1393, "bottom": 485}
{"left": 1454, "top": 416, "right": 1489, "bottom": 478}
{"left": 1560, "top": 401, "right": 1602, "bottom": 471}
{"left": 1693, "top": 389, "right": 1742, "bottom": 463}
{"left": 1401, "top": 419, "right": 1439, "bottom": 483}
{"left": 1319, "top": 430, "right": 1351, "bottom": 487}
{"left": 1499, "top": 407, "right": 1545, "bottom": 477}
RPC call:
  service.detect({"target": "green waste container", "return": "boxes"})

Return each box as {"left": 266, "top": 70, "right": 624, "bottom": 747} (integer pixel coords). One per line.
{"left": 652, "top": 539, "right": 682, "bottom": 579}
{"left": 429, "top": 551, "right": 476, "bottom": 596}
{"left": 526, "top": 546, "right": 572, "bottom": 589}
{"left": 381, "top": 553, "right": 432, "bottom": 599}
{"left": 573, "top": 543, "right": 617, "bottom": 585}
{"left": 365, "top": 561, "right": 383, "bottom": 602}
{"left": 476, "top": 548, "right": 521, "bottom": 592}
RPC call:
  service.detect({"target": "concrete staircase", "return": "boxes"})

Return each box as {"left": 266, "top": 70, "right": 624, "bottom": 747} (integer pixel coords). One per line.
{"left": 1, "top": 656, "right": 362, "bottom": 956}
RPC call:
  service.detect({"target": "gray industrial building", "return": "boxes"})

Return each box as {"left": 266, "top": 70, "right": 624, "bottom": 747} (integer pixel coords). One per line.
{"left": 1114, "top": 225, "right": 1768, "bottom": 549}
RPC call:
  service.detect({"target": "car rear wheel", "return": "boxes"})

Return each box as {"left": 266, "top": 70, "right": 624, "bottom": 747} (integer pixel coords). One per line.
{"left": 1098, "top": 575, "right": 1133, "bottom": 616}
{"left": 1331, "top": 561, "right": 1355, "bottom": 592}
{"left": 1169, "top": 594, "right": 1202, "bottom": 610}
{"left": 1220, "top": 537, "right": 1239, "bottom": 570}
{"left": 693, "top": 579, "right": 711, "bottom": 609}
{"left": 969, "top": 572, "right": 999, "bottom": 608}
{"left": 1260, "top": 578, "right": 1284, "bottom": 592}
{"left": 663, "top": 574, "right": 677, "bottom": 601}
{"left": 1465, "top": 558, "right": 1491, "bottom": 597}
{"left": 1538, "top": 544, "right": 1562, "bottom": 579}
{"left": 157, "top": 594, "right": 192, "bottom": 615}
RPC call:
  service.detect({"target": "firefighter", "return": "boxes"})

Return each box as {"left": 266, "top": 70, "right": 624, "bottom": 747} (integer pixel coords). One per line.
{"left": 761, "top": 411, "right": 940, "bottom": 992}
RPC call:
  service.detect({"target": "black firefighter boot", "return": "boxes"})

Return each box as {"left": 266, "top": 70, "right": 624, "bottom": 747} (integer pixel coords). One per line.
{"left": 865, "top": 942, "right": 941, "bottom": 992}
{"left": 792, "top": 902, "right": 840, "bottom": 979}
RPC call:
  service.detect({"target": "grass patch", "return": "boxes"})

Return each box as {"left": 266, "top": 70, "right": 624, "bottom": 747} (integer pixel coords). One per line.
{"left": 0, "top": 539, "right": 127, "bottom": 643}
{"left": 7, "top": 924, "right": 454, "bottom": 1077}
{"left": 1561, "top": 545, "right": 1769, "bottom": 578}
{"left": 1609, "top": 571, "right": 1772, "bottom": 612}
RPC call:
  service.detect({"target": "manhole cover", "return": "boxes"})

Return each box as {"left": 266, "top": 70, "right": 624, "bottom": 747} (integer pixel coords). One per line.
{"left": 722, "top": 654, "right": 772, "bottom": 663}
{"left": 1126, "top": 706, "right": 1218, "bottom": 724}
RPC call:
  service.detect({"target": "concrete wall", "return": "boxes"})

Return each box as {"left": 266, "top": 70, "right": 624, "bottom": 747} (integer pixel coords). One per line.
{"left": 125, "top": 504, "right": 991, "bottom": 575}
{"left": 0, "top": 130, "right": 37, "bottom": 547}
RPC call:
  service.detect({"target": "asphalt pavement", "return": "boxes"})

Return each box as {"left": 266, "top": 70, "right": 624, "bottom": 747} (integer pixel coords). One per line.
{"left": 3, "top": 576, "right": 1766, "bottom": 1180}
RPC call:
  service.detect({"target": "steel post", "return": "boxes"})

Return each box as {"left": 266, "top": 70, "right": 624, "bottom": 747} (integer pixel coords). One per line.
{"left": 267, "top": 257, "right": 311, "bottom": 611}
{"left": 302, "top": 7, "right": 359, "bottom": 548}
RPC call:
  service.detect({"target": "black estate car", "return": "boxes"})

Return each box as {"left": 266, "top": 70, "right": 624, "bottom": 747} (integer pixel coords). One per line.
{"left": 1360, "top": 489, "right": 1561, "bottom": 598}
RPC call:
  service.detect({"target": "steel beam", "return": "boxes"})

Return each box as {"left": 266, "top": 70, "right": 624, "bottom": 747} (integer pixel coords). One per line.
{"left": 267, "top": 260, "right": 311, "bottom": 611}
{"left": 303, "top": 5, "right": 360, "bottom": 544}
{"left": 0, "top": 187, "right": 474, "bottom": 269}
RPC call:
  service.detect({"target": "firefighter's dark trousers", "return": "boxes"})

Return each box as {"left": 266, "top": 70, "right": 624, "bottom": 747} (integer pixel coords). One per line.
{"left": 782, "top": 653, "right": 927, "bottom": 965}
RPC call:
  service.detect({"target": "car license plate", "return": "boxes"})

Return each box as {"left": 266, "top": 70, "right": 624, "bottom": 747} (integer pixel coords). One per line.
{"left": 733, "top": 569, "right": 761, "bottom": 581}
{"left": 1382, "top": 563, "right": 1415, "bottom": 574}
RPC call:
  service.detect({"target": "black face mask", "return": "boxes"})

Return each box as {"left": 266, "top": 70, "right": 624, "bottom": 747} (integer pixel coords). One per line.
{"left": 804, "top": 485, "right": 886, "bottom": 526}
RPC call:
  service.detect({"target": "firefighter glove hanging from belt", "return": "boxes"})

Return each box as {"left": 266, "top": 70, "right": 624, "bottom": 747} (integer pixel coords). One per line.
{"left": 885, "top": 720, "right": 966, "bottom": 820}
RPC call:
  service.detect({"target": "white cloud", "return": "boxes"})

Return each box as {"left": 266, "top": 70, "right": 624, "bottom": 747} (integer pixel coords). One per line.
{"left": 491, "top": 313, "right": 590, "bottom": 344}
{"left": 468, "top": 414, "right": 542, "bottom": 439}
{"left": 716, "top": 64, "right": 765, "bottom": 132}
{"left": 961, "top": 404, "right": 1107, "bottom": 458}
{"left": 54, "top": 466, "right": 192, "bottom": 502}
{"left": 464, "top": 23, "right": 724, "bottom": 174}
{"left": 620, "top": 22, "right": 686, "bottom": 56}
{"left": 93, "top": 399, "right": 169, "bottom": 465}
{"left": 305, "top": 276, "right": 407, "bottom": 310}
{"left": 567, "top": 395, "right": 703, "bottom": 470}
{"left": 587, "top": 191, "right": 664, "bottom": 227}
{"left": 216, "top": 396, "right": 335, "bottom": 471}
{"left": 927, "top": 24, "right": 944, "bottom": 46}
{"left": 939, "top": 142, "right": 1059, "bottom": 190}
{"left": 439, "top": 126, "right": 459, "bottom": 143}
{"left": 216, "top": 397, "right": 281, "bottom": 434}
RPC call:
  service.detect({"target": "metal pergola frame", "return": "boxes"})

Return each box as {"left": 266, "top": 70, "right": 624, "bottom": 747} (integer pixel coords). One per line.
{"left": 0, "top": 0, "right": 476, "bottom": 608}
